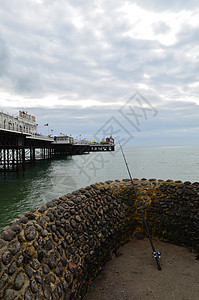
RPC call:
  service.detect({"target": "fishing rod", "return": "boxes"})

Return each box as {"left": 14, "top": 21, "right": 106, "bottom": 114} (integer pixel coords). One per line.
{"left": 119, "top": 141, "right": 161, "bottom": 271}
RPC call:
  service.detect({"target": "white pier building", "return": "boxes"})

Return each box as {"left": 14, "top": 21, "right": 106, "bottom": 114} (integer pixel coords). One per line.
{"left": 0, "top": 111, "right": 37, "bottom": 135}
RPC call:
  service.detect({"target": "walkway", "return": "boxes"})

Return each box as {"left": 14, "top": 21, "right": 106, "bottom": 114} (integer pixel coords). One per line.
{"left": 84, "top": 238, "right": 199, "bottom": 300}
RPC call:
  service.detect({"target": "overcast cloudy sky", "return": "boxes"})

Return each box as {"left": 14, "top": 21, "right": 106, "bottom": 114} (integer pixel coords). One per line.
{"left": 1, "top": 0, "right": 199, "bottom": 146}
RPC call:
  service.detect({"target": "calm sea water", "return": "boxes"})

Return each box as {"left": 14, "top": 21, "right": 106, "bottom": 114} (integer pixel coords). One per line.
{"left": 0, "top": 146, "right": 199, "bottom": 230}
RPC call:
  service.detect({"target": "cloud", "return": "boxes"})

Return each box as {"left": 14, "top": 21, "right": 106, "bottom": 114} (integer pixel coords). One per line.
{"left": 136, "top": 0, "right": 199, "bottom": 12}
{"left": 0, "top": 33, "right": 10, "bottom": 77}
{"left": 1, "top": 0, "right": 199, "bottom": 146}
{"left": 152, "top": 21, "right": 170, "bottom": 35}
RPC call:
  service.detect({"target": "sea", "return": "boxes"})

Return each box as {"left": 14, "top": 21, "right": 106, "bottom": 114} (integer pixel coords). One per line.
{"left": 0, "top": 146, "right": 199, "bottom": 230}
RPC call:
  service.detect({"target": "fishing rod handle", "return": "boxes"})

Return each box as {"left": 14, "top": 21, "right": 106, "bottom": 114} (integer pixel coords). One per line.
{"left": 155, "top": 257, "right": 161, "bottom": 271}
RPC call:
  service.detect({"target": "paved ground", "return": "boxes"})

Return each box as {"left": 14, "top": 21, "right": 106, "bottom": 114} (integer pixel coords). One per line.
{"left": 84, "top": 238, "right": 199, "bottom": 300}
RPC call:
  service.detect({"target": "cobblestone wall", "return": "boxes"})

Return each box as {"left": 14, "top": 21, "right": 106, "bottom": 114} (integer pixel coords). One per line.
{"left": 0, "top": 179, "right": 199, "bottom": 299}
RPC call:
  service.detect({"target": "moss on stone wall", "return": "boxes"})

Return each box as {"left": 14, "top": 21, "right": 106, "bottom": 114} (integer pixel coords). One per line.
{"left": 0, "top": 178, "right": 199, "bottom": 299}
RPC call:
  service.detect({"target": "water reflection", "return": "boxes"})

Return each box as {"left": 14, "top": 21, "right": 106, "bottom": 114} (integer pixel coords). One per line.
{"left": 0, "top": 158, "right": 77, "bottom": 230}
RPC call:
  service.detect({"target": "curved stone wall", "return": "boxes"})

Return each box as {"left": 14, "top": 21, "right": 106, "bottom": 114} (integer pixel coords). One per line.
{"left": 0, "top": 179, "right": 199, "bottom": 299}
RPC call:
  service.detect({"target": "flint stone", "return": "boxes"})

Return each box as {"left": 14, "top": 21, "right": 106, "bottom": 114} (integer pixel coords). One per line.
{"left": 88, "top": 237, "right": 94, "bottom": 247}
{"left": 24, "top": 289, "right": 32, "bottom": 300}
{"left": 75, "top": 215, "right": 81, "bottom": 222}
{"left": 57, "top": 244, "right": 63, "bottom": 256}
{"left": 184, "top": 181, "right": 191, "bottom": 185}
{"left": 2, "top": 250, "right": 12, "bottom": 265}
{"left": 38, "top": 205, "right": 47, "bottom": 213}
{"left": 30, "top": 279, "right": 38, "bottom": 293}
{"left": 60, "top": 256, "right": 67, "bottom": 267}
{"left": 55, "top": 220, "right": 61, "bottom": 227}
{"left": 70, "top": 219, "right": 77, "bottom": 229}
{"left": 38, "top": 249, "right": 48, "bottom": 261}
{"left": 87, "top": 206, "right": 92, "bottom": 214}
{"left": 64, "top": 211, "right": 70, "bottom": 219}
{"left": 19, "top": 216, "right": 29, "bottom": 224}
{"left": 46, "top": 273, "right": 56, "bottom": 284}
{"left": 42, "top": 282, "right": 51, "bottom": 299}
{"left": 0, "top": 273, "right": 8, "bottom": 290}
{"left": 60, "top": 278, "right": 68, "bottom": 292}
{"left": 73, "top": 254, "right": 80, "bottom": 264}
{"left": 48, "top": 256, "right": 56, "bottom": 269}
{"left": 56, "top": 286, "right": 63, "bottom": 298}
{"left": 26, "top": 212, "right": 36, "bottom": 220}
{"left": 73, "top": 197, "right": 82, "bottom": 204}
{"left": 69, "top": 246, "right": 76, "bottom": 254}
{"left": 0, "top": 238, "right": 6, "bottom": 248}
{"left": 46, "top": 200, "right": 56, "bottom": 207}
{"left": 54, "top": 264, "right": 63, "bottom": 277}
{"left": 52, "top": 289, "right": 59, "bottom": 300}
{"left": 66, "top": 193, "right": 72, "bottom": 198}
{"left": 14, "top": 272, "right": 26, "bottom": 290}
{"left": 8, "top": 242, "right": 21, "bottom": 254}
{"left": 64, "top": 290, "right": 73, "bottom": 300}
{"left": 30, "top": 259, "right": 40, "bottom": 270}
{"left": 8, "top": 261, "right": 17, "bottom": 275}
{"left": 54, "top": 209, "right": 63, "bottom": 218}
{"left": 4, "top": 289, "right": 17, "bottom": 300}
{"left": 1, "top": 229, "right": 16, "bottom": 241}
{"left": 85, "top": 193, "right": 90, "bottom": 198}
{"left": 52, "top": 234, "right": 59, "bottom": 243}
{"left": 77, "top": 224, "right": 83, "bottom": 233}
{"left": 61, "top": 240, "right": 67, "bottom": 249}
{"left": 64, "top": 270, "right": 72, "bottom": 283}
{"left": 74, "top": 240, "right": 81, "bottom": 247}
{"left": 46, "top": 212, "right": 54, "bottom": 221}
{"left": 35, "top": 275, "right": 42, "bottom": 284}
{"left": 42, "top": 263, "right": 50, "bottom": 274}
{"left": 68, "top": 262, "right": 77, "bottom": 273}
{"left": 42, "top": 215, "right": 50, "bottom": 223}
{"left": 16, "top": 255, "right": 23, "bottom": 267}
{"left": 24, "top": 265, "right": 33, "bottom": 278}
{"left": 10, "top": 223, "right": 21, "bottom": 233}
{"left": 58, "top": 227, "right": 65, "bottom": 236}
{"left": 18, "top": 234, "right": 25, "bottom": 243}
{"left": 72, "top": 191, "right": 79, "bottom": 196}
{"left": 41, "top": 229, "right": 48, "bottom": 237}
{"left": 152, "top": 191, "right": 160, "bottom": 197}
{"left": 45, "top": 240, "right": 53, "bottom": 251}
{"left": 70, "top": 208, "right": 76, "bottom": 215}
{"left": 65, "top": 235, "right": 73, "bottom": 245}
{"left": 68, "top": 200, "right": 75, "bottom": 207}
{"left": 85, "top": 186, "right": 92, "bottom": 190}
{"left": 51, "top": 224, "right": 56, "bottom": 232}
{"left": 25, "top": 226, "right": 37, "bottom": 241}
{"left": 34, "top": 223, "right": 43, "bottom": 232}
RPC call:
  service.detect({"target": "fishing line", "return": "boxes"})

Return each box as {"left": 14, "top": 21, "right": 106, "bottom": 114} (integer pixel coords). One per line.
{"left": 118, "top": 141, "right": 161, "bottom": 271}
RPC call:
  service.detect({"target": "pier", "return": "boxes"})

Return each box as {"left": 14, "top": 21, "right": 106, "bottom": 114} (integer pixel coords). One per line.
{"left": 0, "top": 111, "right": 115, "bottom": 174}
{"left": 52, "top": 142, "right": 115, "bottom": 156}
{"left": 0, "top": 128, "right": 54, "bottom": 174}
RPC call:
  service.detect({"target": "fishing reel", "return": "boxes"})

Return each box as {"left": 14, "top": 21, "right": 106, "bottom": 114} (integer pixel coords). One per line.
{"left": 153, "top": 251, "right": 161, "bottom": 259}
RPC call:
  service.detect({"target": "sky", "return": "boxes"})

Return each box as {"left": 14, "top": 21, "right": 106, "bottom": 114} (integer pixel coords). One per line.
{"left": 1, "top": 0, "right": 199, "bottom": 147}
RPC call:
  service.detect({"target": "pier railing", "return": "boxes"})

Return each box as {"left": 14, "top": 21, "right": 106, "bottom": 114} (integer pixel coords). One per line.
{"left": 0, "top": 121, "right": 36, "bottom": 135}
